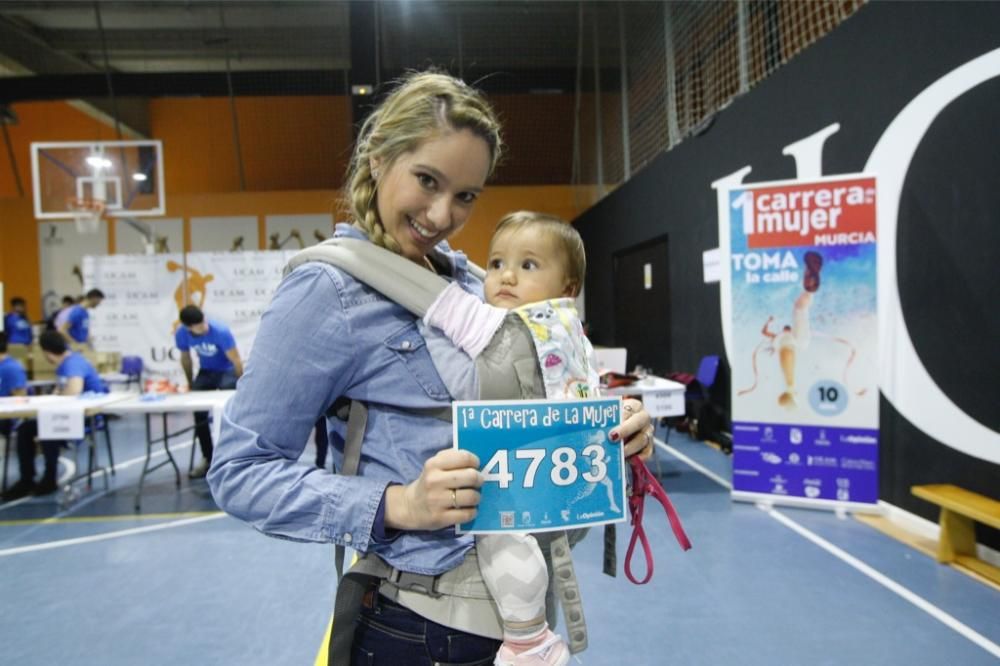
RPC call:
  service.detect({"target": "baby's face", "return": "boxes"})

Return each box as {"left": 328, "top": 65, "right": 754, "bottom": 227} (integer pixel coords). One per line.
{"left": 484, "top": 226, "right": 574, "bottom": 308}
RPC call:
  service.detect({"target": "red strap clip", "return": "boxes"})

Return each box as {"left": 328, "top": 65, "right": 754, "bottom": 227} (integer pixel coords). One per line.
{"left": 624, "top": 456, "right": 692, "bottom": 585}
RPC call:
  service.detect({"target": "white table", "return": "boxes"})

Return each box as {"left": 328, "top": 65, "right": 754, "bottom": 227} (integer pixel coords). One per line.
{"left": 0, "top": 393, "right": 129, "bottom": 493}
{"left": 102, "top": 391, "right": 235, "bottom": 510}
{"left": 602, "top": 375, "right": 686, "bottom": 418}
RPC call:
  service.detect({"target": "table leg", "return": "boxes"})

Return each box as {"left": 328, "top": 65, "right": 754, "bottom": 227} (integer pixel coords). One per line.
{"left": 134, "top": 412, "right": 185, "bottom": 512}
{"left": 160, "top": 412, "right": 182, "bottom": 487}
{"left": 135, "top": 414, "right": 155, "bottom": 512}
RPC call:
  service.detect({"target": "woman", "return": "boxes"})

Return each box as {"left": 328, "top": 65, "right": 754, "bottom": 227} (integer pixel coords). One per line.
{"left": 208, "top": 71, "right": 654, "bottom": 665}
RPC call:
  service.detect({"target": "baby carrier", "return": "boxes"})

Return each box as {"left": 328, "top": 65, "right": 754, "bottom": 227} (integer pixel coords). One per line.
{"left": 285, "top": 238, "right": 688, "bottom": 663}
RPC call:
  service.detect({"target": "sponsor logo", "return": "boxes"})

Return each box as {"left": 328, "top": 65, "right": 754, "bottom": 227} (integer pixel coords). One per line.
{"left": 839, "top": 458, "right": 876, "bottom": 470}
{"left": 840, "top": 434, "right": 877, "bottom": 445}
{"left": 806, "top": 455, "right": 838, "bottom": 468}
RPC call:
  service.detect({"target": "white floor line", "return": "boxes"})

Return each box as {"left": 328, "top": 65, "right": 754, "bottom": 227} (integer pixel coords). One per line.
{"left": 655, "top": 438, "right": 731, "bottom": 489}
{"left": 659, "top": 437, "right": 1000, "bottom": 658}
{"left": 113, "top": 439, "right": 194, "bottom": 472}
{"left": 0, "top": 440, "right": 193, "bottom": 513}
{"left": 765, "top": 506, "right": 1000, "bottom": 659}
{"left": 0, "top": 512, "right": 225, "bottom": 558}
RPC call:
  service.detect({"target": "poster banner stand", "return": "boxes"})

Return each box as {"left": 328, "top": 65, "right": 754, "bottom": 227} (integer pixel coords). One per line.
{"left": 724, "top": 174, "right": 880, "bottom": 511}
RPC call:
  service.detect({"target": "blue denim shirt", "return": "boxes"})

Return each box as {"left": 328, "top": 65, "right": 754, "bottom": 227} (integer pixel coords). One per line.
{"left": 208, "top": 224, "right": 482, "bottom": 576}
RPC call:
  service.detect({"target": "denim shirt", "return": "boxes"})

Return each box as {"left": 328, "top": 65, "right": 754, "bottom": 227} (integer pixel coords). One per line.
{"left": 208, "top": 224, "right": 482, "bottom": 576}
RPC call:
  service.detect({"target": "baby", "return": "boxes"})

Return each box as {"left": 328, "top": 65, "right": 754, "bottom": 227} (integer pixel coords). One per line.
{"left": 424, "top": 211, "right": 599, "bottom": 666}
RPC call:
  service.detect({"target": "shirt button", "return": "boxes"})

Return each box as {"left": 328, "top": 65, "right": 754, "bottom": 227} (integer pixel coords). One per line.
{"left": 400, "top": 340, "right": 411, "bottom": 350}
{"left": 343, "top": 533, "right": 353, "bottom": 544}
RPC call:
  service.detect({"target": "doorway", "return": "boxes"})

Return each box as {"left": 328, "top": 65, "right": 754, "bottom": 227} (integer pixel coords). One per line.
{"left": 612, "top": 235, "right": 671, "bottom": 375}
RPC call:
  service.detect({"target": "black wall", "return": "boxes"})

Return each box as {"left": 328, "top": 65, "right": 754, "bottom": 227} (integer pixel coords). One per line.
{"left": 576, "top": 1, "right": 1000, "bottom": 545}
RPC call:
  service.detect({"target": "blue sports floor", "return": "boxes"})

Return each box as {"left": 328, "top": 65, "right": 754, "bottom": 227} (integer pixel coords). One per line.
{"left": 1, "top": 414, "right": 998, "bottom": 665}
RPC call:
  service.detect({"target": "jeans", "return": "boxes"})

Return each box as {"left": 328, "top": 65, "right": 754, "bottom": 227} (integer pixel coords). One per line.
{"left": 352, "top": 592, "right": 500, "bottom": 665}
{"left": 192, "top": 369, "right": 238, "bottom": 461}
{"left": 15, "top": 420, "right": 61, "bottom": 485}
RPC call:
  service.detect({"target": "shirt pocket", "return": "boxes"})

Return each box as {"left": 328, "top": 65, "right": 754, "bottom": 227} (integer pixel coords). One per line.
{"left": 384, "top": 324, "right": 451, "bottom": 401}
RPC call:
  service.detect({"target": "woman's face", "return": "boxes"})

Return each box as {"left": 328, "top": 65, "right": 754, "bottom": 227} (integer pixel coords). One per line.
{"left": 375, "top": 129, "right": 491, "bottom": 263}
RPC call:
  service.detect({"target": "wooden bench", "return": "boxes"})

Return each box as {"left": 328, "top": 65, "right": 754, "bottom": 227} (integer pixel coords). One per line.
{"left": 912, "top": 484, "right": 1000, "bottom": 585}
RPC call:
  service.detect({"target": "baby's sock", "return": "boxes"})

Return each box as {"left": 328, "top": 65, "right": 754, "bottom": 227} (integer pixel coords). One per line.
{"left": 504, "top": 621, "right": 551, "bottom": 653}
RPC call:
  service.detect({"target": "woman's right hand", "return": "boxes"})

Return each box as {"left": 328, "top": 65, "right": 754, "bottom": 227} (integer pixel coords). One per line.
{"left": 384, "top": 449, "right": 482, "bottom": 531}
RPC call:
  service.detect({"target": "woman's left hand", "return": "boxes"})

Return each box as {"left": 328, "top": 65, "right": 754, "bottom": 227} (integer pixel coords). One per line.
{"left": 610, "top": 398, "right": 655, "bottom": 460}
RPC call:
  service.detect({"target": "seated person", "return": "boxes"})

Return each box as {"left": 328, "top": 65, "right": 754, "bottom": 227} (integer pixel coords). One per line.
{"left": 1, "top": 331, "right": 108, "bottom": 501}
{"left": 0, "top": 330, "right": 29, "bottom": 446}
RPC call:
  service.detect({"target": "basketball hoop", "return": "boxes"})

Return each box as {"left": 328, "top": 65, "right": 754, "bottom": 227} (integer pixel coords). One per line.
{"left": 68, "top": 197, "right": 106, "bottom": 234}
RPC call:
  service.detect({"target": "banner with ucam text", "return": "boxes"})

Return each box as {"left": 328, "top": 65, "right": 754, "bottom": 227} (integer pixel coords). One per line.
{"left": 183, "top": 251, "right": 298, "bottom": 368}
{"left": 727, "top": 175, "right": 879, "bottom": 508}
{"left": 84, "top": 251, "right": 296, "bottom": 391}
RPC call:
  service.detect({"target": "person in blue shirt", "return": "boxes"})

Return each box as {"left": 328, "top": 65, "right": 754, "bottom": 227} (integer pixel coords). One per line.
{"left": 0, "top": 330, "right": 29, "bottom": 455}
{"left": 1, "top": 331, "right": 107, "bottom": 501}
{"left": 207, "top": 71, "right": 654, "bottom": 665}
{"left": 57, "top": 288, "right": 104, "bottom": 347}
{"left": 175, "top": 305, "right": 243, "bottom": 478}
{"left": 0, "top": 330, "right": 29, "bottom": 495}
{"left": 0, "top": 332, "right": 28, "bottom": 399}
{"left": 46, "top": 295, "right": 75, "bottom": 332}
{"left": 4, "top": 297, "right": 34, "bottom": 345}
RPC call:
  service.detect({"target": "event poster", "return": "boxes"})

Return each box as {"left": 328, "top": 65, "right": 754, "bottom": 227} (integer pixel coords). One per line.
{"left": 454, "top": 397, "right": 626, "bottom": 534}
{"left": 727, "top": 175, "right": 879, "bottom": 506}
{"left": 83, "top": 253, "right": 187, "bottom": 388}
{"left": 184, "top": 250, "right": 297, "bottom": 363}
{"left": 84, "top": 250, "right": 297, "bottom": 391}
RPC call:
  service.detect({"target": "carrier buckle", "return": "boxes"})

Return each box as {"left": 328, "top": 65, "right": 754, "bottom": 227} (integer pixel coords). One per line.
{"left": 388, "top": 569, "right": 443, "bottom": 598}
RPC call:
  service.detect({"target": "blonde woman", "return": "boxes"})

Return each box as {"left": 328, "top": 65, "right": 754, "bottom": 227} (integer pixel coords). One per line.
{"left": 209, "top": 71, "right": 653, "bottom": 665}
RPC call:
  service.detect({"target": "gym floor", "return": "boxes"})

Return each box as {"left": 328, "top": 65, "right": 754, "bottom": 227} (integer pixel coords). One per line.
{"left": 1, "top": 414, "right": 998, "bottom": 665}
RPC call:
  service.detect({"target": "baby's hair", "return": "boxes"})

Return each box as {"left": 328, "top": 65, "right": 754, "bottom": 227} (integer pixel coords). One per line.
{"left": 491, "top": 211, "right": 586, "bottom": 297}
{"left": 343, "top": 70, "right": 503, "bottom": 255}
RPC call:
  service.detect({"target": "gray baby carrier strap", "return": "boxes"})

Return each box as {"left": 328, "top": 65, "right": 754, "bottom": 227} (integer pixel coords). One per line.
{"left": 285, "top": 239, "right": 589, "bottom": 658}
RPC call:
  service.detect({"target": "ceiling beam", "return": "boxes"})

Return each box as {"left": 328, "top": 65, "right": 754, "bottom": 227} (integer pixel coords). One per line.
{"left": 0, "top": 16, "right": 149, "bottom": 135}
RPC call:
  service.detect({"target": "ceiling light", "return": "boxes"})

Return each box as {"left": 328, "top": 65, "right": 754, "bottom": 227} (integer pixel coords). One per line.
{"left": 86, "top": 155, "right": 113, "bottom": 169}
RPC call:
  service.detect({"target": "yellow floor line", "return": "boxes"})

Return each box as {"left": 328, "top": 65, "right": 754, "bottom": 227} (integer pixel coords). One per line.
{"left": 313, "top": 615, "right": 332, "bottom": 666}
{"left": 0, "top": 510, "right": 223, "bottom": 527}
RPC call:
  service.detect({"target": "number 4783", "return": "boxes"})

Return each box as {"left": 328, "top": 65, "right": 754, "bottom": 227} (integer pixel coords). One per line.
{"left": 481, "top": 444, "right": 608, "bottom": 489}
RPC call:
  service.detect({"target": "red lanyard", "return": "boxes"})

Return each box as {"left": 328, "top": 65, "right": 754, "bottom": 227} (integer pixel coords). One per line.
{"left": 625, "top": 456, "right": 692, "bottom": 585}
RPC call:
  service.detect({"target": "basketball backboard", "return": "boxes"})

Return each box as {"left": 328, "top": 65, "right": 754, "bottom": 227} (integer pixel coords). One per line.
{"left": 31, "top": 140, "right": 165, "bottom": 219}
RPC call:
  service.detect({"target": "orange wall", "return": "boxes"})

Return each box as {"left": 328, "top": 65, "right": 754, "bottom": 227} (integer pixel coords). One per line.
{"left": 149, "top": 96, "right": 354, "bottom": 193}
{"left": 1, "top": 97, "right": 597, "bottom": 318}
